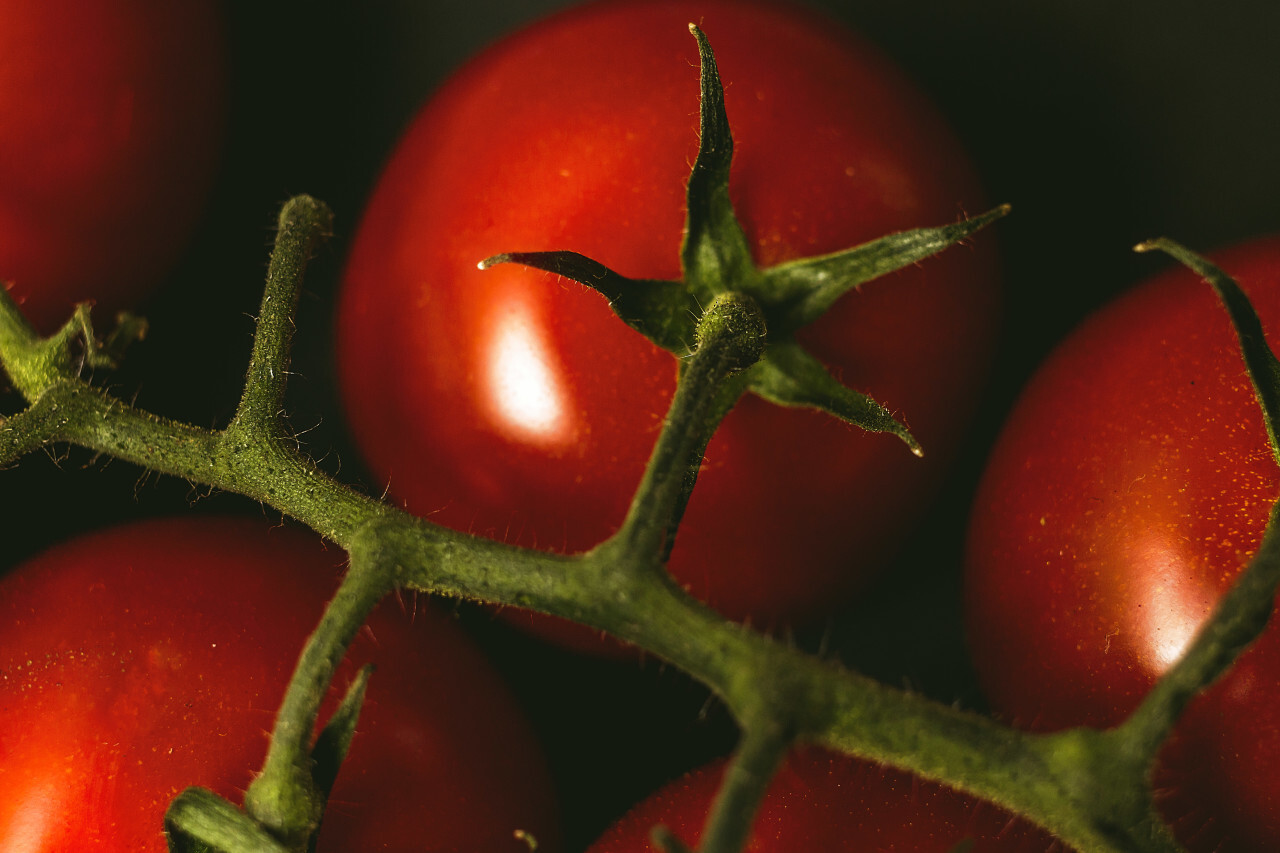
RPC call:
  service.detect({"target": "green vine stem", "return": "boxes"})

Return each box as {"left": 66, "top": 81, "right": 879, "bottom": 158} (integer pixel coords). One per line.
{"left": 241, "top": 558, "right": 393, "bottom": 845}
{"left": 0, "top": 194, "right": 1197, "bottom": 853}
{"left": 607, "top": 291, "right": 764, "bottom": 563}
{"left": 679, "top": 721, "right": 793, "bottom": 853}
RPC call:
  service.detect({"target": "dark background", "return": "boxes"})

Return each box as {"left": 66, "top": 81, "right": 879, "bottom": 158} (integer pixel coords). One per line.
{"left": 5, "top": 1, "right": 1279, "bottom": 849}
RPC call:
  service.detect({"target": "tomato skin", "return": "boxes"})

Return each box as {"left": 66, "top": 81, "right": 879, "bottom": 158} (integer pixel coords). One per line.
{"left": 586, "top": 748, "right": 1061, "bottom": 852}
{"left": 964, "top": 238, "right": 1280, "bottom": 851}
{"left": 0, "top": 0, "right": 225, "bottom": 333}
{"left": 0, "top": 517, "right": 559, "bottom": 852}
{"left": 337, "top": 0, "right": 998, "bottom": 639}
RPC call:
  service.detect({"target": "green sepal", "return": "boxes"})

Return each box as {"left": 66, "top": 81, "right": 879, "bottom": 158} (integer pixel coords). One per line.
{"left": 480, "top": 28, "right": 1005, "bottom": 461}
{"left": 749, "top": 341, "right": 922, "bottom": 456}
{"left": 680, "top": 24, "right": 756, "bottom": 302}
{"left": 764, "top": 205, "right": 1010, "bottom": 334}
{"left": 311, "top": 665, "right": 373, "bottom": 804}
{"left": 1135, "top": 237, "right": 1280, "bottom": 467}
{"left": 164, "top": 788, "right": 290, "bottom": 853}
{"left": 480, "top": 251, "right": 700, "bottom": 354}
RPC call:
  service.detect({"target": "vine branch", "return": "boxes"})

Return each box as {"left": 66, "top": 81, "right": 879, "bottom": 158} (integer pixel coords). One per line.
{"left": 11, "top": 204, "right": 1275, "bottom": 853}
{"left": 0, "top": 194, "right": 1199, "bottom": 853}
{"left": 228, "top": 195, "right": 331, "bottom": 439}
{"left": 606, "top": 292, "right": 764, "bottom": 564}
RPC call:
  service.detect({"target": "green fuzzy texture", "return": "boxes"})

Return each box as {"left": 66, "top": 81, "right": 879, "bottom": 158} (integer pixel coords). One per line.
{"left": 694, "top": 292, "right": 767, "bottom": 372}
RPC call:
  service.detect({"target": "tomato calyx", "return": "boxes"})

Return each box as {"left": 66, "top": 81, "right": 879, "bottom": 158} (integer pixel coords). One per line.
{"left": 481, "top": 23, "right": 1008, "bottom": 456}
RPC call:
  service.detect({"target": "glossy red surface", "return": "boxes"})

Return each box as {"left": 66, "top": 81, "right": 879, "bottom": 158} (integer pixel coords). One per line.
{"left": 0, "top": 517, "right": 559, "bottom": 851}
{"left": 338, "top": 0, "right": 998, "bottom": 640}
{"left": 965, "top": 237, "right": 1280, "bottom": 850}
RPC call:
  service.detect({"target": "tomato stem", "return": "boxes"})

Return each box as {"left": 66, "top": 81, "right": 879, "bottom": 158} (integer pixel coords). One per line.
{"left": 607, "top": 292, "right": 763, "bottom": 562}
{"left": 244, "top": 556, "right": 395, "bottom": 848}
{"left": 691, "top": 721, "right": 792, "bottom": 853}
{"left": 226, "top": 195, "right": 332, "bottom": 442}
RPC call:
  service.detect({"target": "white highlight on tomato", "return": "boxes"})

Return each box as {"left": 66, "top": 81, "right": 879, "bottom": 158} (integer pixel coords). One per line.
{"left": 1129, "top": 529, "right": 1213, "bottom": 672}
{"left": 485, "top": 299, "right": 566, "bottom": 442}
{"left": 5, "top": 780, "right": 60, "bottom": 853}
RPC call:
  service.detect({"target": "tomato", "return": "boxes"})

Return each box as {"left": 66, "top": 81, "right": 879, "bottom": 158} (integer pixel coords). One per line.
{"left": 337, "top": 0, "right": 998, "bottom": 643}
{"left": 586, "top": 748, "right": 1061, "bottom": 852}
{"left": 964, "top": 237, "right": 1280, "bottom": 851}
{"left": 0, "top": 516, "right": 560, "bottom": 852}
{"left": 0, "top": 0, "right": 225, "bottom": 333}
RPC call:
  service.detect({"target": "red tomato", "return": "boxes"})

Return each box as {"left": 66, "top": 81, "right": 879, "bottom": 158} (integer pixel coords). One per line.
{"left": 587, "top": 748, "right": 1062, "bottom": 852}
{"left": 0, "top": 0, "right": 225, "bottom": 333}
{"left": 337, "top": 0, "right": 998, "bottom": 643}
{"left": 965, "top": 237, "right": 1280, "bottom": 851}
{"left": 0, "top": 516, "right": 560, "bottom": 852}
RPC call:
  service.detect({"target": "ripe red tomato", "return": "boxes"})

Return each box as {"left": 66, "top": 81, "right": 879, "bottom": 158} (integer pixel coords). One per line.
{"left": 965, "top": 237, "right": 1280, "bottom": 851}
{"left": 0, "top": 0, "right": 225, "bottom": 333}
{"left": 337, "top": 0, "right": 998, "bottom": 642}
{"left": 0, "top": 516, "right": 559, "bottom": 852}
{"left": 587, "top": 748, "right": 1061, "bottom": 852}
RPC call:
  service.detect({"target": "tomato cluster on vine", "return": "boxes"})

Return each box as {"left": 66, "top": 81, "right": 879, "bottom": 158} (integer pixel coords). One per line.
{"left": 1, "top": 1, "right": 1277, "bottom": 852}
